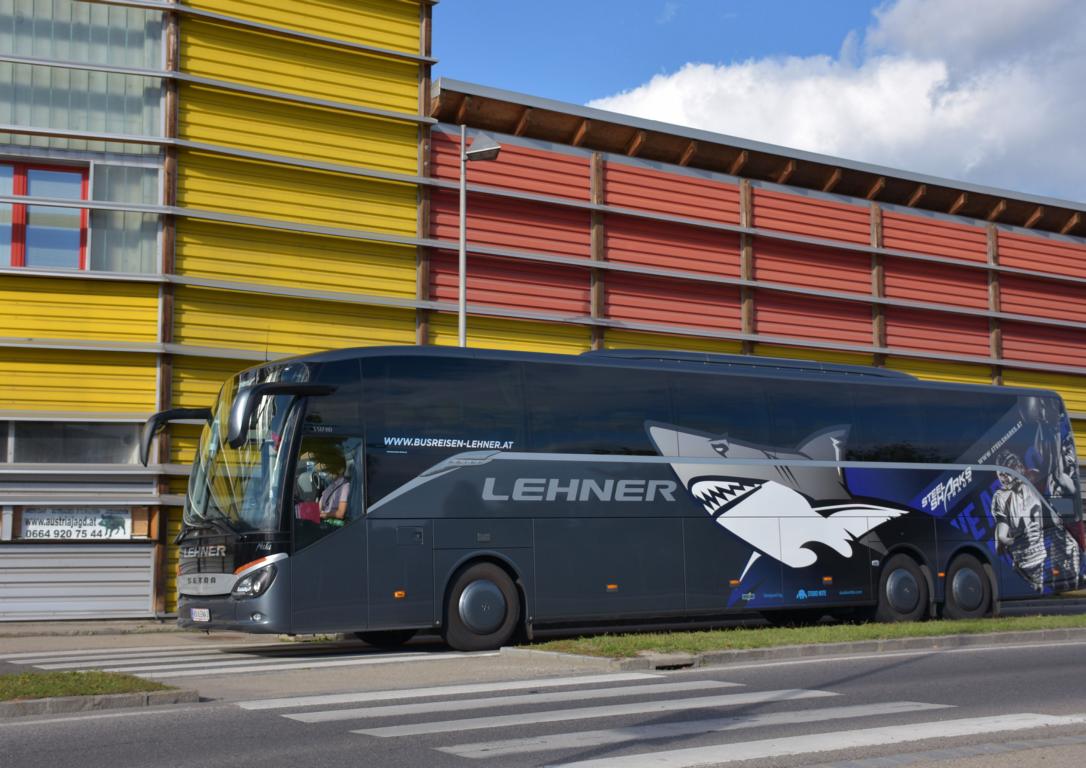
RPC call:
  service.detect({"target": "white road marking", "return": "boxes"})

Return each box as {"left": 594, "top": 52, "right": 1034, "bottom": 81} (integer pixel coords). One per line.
{"left": 138, "top": 651, "right": 501, "bottom": 678}
{"left": 237, "top": 672, "right": 662, "bottom": 710}
{"left": 0, "top": 643, "right": 263, "bottom": 661}
{"left": 352, "top": 688, "right": 838, "bottom": 738}
{"left": 288, "top": 680, "right": 741, "bottom": 723}
{"left": 550, "top": 712, "right": 1086, "bottom": 768}
{"left": 439, "top": 701, "right": 954, "bottom": 759}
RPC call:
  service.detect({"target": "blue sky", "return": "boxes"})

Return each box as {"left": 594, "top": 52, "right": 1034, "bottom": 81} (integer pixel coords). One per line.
{"left": 433, "top": 1, "right": 880, "bottom": 105}
{"left": 432, "top": 1, "right": 1086, "bottom": 203}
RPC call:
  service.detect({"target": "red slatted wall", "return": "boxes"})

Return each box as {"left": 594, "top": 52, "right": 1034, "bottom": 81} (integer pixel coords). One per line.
{"left": 753, "top": 188, "right": 870, "bottom": 244}
{"left": 604, "top": 214, "right": 739, "bottom": 277}
{"left": 884, "top": 259, "right": 988, "bottom": 309}
{"left": 604, "top": 161, "right": 740, "bottom": 223}
{"left": 885, "top": 308, "right": 990, "bottom": 356}
{"left": 883, "top": 211, "right": 987, "bottom": 263}
{"left": 998, "top": 230, "right": 1086, "bottom": 279}
{"left": 605, "top": 273, "right": 740, "bottom": 332}
{"left": 756, "top": 292, "right": 871, "bottom": 345}
{"left": 755, "top": 240, "right": 870, "bottom": 294}
{"left": 1001, "top": 275, "right": 1086, "bottom": 322}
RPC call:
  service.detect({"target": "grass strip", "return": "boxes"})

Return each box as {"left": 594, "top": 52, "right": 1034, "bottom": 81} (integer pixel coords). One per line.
{"left": 0, "top": 671, "right": 173, "bottom": 702}
{"left": 530, "top": 613, "right": 1086, "bottom": 658}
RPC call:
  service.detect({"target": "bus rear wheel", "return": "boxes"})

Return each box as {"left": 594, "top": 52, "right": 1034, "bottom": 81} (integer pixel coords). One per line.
{"left": 942, "top": 554, "right": 992, "bottom": 620}
{"left": 355, "top": 629, "right": 416, "bottom": 648}
{"left": 443, "top": 562, "right": 520, "bottom": 652}
{"left": 875, "top": 554, "right": 929, "bottom": 622}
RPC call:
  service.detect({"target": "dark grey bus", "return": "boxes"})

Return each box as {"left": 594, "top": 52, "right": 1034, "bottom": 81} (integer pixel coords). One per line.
{"left": 142, "top": 346, "right": 1086, "bottom": 651}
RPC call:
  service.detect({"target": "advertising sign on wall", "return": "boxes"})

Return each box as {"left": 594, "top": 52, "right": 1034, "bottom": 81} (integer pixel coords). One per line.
{"left": 20, "top": 508, "right": 132, "bottom": 541}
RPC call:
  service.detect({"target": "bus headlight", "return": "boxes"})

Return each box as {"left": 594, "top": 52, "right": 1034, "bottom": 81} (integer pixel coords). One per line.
{"left": 232, "top": 565, "right": 277, "bottom": 599}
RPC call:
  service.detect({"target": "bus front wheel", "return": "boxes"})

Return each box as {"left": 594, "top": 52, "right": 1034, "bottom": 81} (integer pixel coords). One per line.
{"left": 875, "top": 554, "right": 929, "bottom": 622}
{"left": 443, "top": 562, "right": 520, "bottom": 652}
{"left": 942, "top": 554, "right": 992, "bottom": 620}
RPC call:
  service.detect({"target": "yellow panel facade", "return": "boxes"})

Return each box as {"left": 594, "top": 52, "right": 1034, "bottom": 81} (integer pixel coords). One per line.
{"left": 179, "top": 84, "right": 418, "bottom": 176}
{"left": 168, "top": 423, "right": 205, "bottom": 466}
{"left": 177, "top": 150, "right": 417, "bottom": 235}
{"left": 0, "top": 349, "right": 156, "bottom": 412}
{"left": 0, "top": 276, "right": 158, "bottom": 342}
{"left": 1073, "top": 421, "right": 1086, "bottom": 460}
{"left": 755, "top": 344, "right": 874, "bottom": 367}
{"left": 165, "top": 507, "right": 183, "bottom": 614}
{"left": 175, "top": 219, "right": 416, "bottom": 299}
{"left": 605, "top": 330, "right": 743, "bottom": 355}
{"left": 181, "top": 18, "right": 418, "bottom": 114}
{"left": 172, "top": 355, "right": 249, "bottom": 410}
{"left": 885, "top": 357, "right": 993, "bottom": 385}
{"left": 1002, "top": 369, "right": 1086, "bottom": 414}
{"left": 174, "top": 287, "right": 416, "bottom": 354}
{"left": 187, "top": 0, "right": 422, "bottom": 55}
{"left": 430, "top": 314, "right": 591, "bottom": 355}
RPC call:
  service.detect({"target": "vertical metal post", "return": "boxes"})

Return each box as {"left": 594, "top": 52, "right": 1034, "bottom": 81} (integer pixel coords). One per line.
{"left": 458, "top": 124, "right": 467, "bottom": 347}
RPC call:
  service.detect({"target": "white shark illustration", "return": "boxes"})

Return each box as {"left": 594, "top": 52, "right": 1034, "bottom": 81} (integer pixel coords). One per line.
{"left": 647, "top": 423, "right": 908, "bottom": 577}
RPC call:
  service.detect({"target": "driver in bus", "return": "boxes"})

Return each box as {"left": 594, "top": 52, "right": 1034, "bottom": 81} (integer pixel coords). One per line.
{"left": 318, "top": 454, "right": 351, "bottom": 526}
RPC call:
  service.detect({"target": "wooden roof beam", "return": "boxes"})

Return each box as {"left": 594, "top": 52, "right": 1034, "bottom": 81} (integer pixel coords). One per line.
{"left": 987, "top": 199, "right": 1007, "bottom": 221}
{"left": 454, "top": 95, "right": 472, "bottom": 125}
{"left": 776, "top": 159, "right": 796, "bottom": 185}
{"left": 1023, "top": 205, "right": 1044, "bottom": 229}
{"left": 570, "top": 118, "right": 590, "bottom": 146}
{"left": 865, "top": 176, "right": 886, "bottom": 200}
{"left": 728, "top": 150, "right": 748, "bottom": 176}
{"left": 678, "top": 140, "right": 698, "bottom": 167}
{"left": 948, "top": 192, "right": 968, "bottom": 216}
{"left": 821, "top": 167, "right": 842, "bottom": 193}
{"left": 625, "top": 129, "right": 647, "bottom": 157}
{"left": 513, "top": 107, "right": 533, "bottom": 136}
{"left": 907, "top": 184, "right": 927, "bottom": 207}
{"left": 1061, "top": 211, "right": 1081, "bottom": 235}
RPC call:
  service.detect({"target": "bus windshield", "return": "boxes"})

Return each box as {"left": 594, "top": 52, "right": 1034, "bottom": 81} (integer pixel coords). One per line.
{"left": 185, "top": 362, "right": 310, "bottom": 533}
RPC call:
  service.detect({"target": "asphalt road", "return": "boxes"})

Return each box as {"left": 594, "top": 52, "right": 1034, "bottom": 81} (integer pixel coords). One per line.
{"left": 4, "top": 638, "right": 1086, "bottom": 768}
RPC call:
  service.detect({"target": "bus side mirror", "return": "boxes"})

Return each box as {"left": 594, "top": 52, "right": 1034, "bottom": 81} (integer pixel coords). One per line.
{"left": 140, "top": 408, "right": 212, "bottom": 466}
{"left": 226, "top": 383, "right": 337, "bottom": 449}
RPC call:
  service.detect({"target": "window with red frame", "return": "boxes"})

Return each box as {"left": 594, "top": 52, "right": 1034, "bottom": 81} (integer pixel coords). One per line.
{"left": 0, "top": 163, "right": 89, "bottom": 270}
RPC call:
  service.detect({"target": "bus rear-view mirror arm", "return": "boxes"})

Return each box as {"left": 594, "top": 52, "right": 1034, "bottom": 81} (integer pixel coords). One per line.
{"left": 139, "top": 408, "right": 213, "bottom": 467}
{"left": 226, "top": 383, "right": 338, "bottom": 449}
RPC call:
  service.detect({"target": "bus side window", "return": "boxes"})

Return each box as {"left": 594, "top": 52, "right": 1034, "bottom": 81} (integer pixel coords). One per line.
{"left": 763, "top": 379, "right": 854, "bottom": 456}
{"left": 672, "top": 372, "right": 769, "bottom": 448}
{"left": 293, "top": 435, "right": 363, "bottom": 549}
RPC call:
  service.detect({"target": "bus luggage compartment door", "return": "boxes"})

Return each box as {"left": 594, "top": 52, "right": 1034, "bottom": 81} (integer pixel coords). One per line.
{"left": 367, "top": 519, "right": 434, "bottom": 628}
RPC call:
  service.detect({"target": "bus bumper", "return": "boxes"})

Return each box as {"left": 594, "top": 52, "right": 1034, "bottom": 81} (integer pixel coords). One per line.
{"left": 177, "top": 576, "right": 290, "bottom": 634}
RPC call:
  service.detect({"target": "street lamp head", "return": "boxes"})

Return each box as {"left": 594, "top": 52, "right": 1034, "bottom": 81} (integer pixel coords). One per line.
{"left": 465, "top": 132, "right": 502, "bottom": 162}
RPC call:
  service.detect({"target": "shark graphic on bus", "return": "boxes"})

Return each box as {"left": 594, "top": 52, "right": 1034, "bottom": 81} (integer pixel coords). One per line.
{"left": 647, "top": 422, "right": 909, "bottom": 578}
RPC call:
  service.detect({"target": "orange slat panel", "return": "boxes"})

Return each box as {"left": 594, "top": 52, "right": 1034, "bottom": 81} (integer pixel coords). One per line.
{"left": 998, "top": 230, "right": 1086, "bottom": 280}
{"left": 882, "top": 211, "right": 987, "bottom": 263}
{"left": 604, "top": 214, "right": 740, "bottom": 277}
{"left": 755, "top": 239, "right": 870, "bottom": 294}
{"left": 755, "top": 293, "right": 871, "bottom": 344}
{"left": 604, "top": 274, "right": 741, "bottom": 331}
{"left": 885, "top": 308, "right": 990, "bottom": 356}
{"left": 432, "top": 190, "right": 590, "bottom": 260}
{"left": 431, "top": 131, "right": 591, "bottom": 200}
{"left": 430, "top": 251, "right": 589, "bottom": 315}
{"left": 603, "top": 162, "right": 740, "bottom": 224}
{"left": 1001, "top": 275, "right": 1086, "bottom": 323}
{"left": 1003, "top": 322, "right": 1086, "bottom": 368}
{"left": 752, "top": 188, "right": 870, "bottom": 245}
{"left": 884, "top": 259, "right": 988, "bottom": 309}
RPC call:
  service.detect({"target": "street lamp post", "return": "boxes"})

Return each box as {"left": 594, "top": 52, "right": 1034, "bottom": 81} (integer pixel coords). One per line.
{"left": 458, "top": 126, "right": 502, "bottom": 347}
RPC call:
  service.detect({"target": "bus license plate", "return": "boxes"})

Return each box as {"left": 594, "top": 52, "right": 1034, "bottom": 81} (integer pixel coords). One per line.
{"left": 190, "top": 608, "right": 210, "bottom": 622}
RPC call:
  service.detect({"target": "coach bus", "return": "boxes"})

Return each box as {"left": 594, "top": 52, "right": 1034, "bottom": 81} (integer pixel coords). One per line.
{"left": 141, "top": 346, "right": 1086, "bottom": 651}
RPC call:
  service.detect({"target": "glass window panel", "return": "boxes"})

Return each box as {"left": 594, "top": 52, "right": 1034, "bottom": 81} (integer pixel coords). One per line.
{"left": 0, "top": 164, "right": 11, "bottom": 267}
{"left": 12, "top": 422, "right": 140, "bottom": 464}
{"left": 25, "top": 168, "right": 83, "bottom": 269}
{"left": 673, "top": 372, "right": 769, "bottom": 447}
{"left": 762, "top": 378, "right": 854, "bottom": 454}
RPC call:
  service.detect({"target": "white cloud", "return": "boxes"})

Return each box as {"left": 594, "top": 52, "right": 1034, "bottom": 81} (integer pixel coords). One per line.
{"left": 588, "top": 0, "right": 1086, "bottom": 202}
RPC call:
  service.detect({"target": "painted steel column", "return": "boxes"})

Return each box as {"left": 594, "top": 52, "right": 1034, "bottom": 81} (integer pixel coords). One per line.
{"left": 988, "top": 224, "right": 1003, "bottom": 385}
{"left": 739, "top": 179, "right": 754, "bottom": 354}
{"left": 590, "top": 152, "right": 605, "bottom": 350}
{"left": 415, "top": 2, "right": 432, "bottom": 345}
{"left": 458, "top": 124, "right": 468, "bottom": 347}
{"left": 871, "top": 203, "right": 886, "bottom": 365}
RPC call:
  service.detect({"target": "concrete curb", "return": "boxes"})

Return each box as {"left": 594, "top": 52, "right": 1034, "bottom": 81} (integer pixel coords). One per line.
{"left": 505, "top": 627, "right": 1086, "bottom": 672}
{"left": 0, "top": 689, "right": 200, "bottom": 719}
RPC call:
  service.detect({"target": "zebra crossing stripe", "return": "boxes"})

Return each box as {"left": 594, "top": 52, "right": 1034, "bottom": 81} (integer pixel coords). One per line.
{"left": 138, "top": 651, "right": 501, "bottom": 678}
{"left": 352, "top": 688, "right": 837, "bottom": 738}
{"left": 288, "top": 680, "right": 741, "bottom": 723}
{"left": 238, "top": 672, "right": 662, "bottom": 710}
{"left": 549, "top": 712, "right": 1086, "bottom": 768}
{"left": 439, "top": 701, "right": 954, "bottom": 759}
